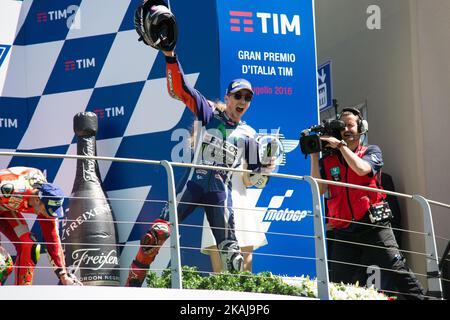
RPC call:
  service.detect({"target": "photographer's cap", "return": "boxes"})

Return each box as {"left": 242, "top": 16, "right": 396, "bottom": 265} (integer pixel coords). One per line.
{"left": 226, "top": 79, "right": 254, "bottom": 95}
{"left": 37, "top": 183, "right": 65, "bottom": 218}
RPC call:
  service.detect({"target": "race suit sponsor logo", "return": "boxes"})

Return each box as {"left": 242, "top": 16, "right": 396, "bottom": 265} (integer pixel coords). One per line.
{"left": 201, "top": 131, "right": 240, "bottom": 166}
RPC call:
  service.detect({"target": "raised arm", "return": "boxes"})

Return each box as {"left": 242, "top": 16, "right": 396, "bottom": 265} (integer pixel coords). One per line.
{"left": 163, "top": 51, "right": 213, "bottom": 124}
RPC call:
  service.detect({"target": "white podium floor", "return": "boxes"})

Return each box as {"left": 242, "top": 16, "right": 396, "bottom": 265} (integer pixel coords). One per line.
{"left": 0, "top": 286, "right": 313, "bottom": 300}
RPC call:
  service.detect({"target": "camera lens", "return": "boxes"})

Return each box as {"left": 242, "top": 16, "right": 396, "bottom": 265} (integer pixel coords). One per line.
{"left": 300, "top": 135, "right": 322, "bottom": 155}
{"left": 307, "top": 140, "right": 318, "bottom": 149}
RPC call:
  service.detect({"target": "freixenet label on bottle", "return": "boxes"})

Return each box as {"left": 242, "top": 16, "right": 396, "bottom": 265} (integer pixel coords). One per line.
{"left": 61, "top": 203, "right": 112, "bottom": 240}
{"left": 63, "top": 112, "right": 120, "bottom": 286}
{"left": 68, "top": 248, "right": 120, "bottom": 285}
{"left": 81, "top": 137, "right": 100, "bottom": 183}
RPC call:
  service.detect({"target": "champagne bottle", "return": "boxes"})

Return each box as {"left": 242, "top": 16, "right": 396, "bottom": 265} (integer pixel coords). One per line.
{"left": 63, "top": 112, "right": 120, "bottom": 286}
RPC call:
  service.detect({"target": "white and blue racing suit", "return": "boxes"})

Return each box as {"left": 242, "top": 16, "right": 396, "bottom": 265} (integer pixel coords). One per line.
{"left": 126, "top": 55, "right": 266, "bottom": 287}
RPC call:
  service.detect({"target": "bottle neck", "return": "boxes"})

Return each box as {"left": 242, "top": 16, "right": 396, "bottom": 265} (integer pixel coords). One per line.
{"left": 73, "top": 135, "right": 102, "bottom": 191}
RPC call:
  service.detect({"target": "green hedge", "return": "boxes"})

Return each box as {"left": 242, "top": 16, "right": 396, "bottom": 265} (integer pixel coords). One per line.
{"left": 146, "top": 266, "right": 392, "bottom": 300}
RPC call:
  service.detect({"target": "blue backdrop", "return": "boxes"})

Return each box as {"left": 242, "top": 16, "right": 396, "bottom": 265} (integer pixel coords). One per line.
{"left": 0, "top": 0, "right": 319, "bottom": 284}
{"left": 216, "top": 0, "right": 319, "bottom": 276}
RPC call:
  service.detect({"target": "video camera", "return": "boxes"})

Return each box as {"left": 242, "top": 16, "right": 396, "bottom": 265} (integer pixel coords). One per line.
{"left": 299, "top": 119, "right": 345, "bottom": 155}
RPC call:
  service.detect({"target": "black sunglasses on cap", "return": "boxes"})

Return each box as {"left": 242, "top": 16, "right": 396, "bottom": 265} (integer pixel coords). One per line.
{"left": 232, "top": 92, "right": 253, "bottom": 102}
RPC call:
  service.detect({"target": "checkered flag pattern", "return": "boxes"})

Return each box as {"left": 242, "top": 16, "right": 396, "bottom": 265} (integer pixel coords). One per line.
{"left": 0, "top": 0, "right": 202, "bottom": 285}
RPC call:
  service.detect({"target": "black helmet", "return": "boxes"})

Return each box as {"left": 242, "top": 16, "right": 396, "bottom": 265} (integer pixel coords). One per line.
{"left": 134, "top": 1, "right": 178, "bottom": 51}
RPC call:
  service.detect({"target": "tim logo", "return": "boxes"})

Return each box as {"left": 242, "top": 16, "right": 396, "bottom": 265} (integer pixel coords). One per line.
{"left": 36, "top": 5, "right": 81, "bottom": 29}
{"left": 229, "top": 10, "right": 301, "bottom": 35}
{"left": 93, "top": 106, "right": 125, "bottom": 119}
{"left": 64, "top": 58, "right": 96, "bottom": 71}
{"left": 229, "top": 11, "right": 254, "bottom": 32}
{"left": 0, "top": 118, "right": 18, "bottom": 128}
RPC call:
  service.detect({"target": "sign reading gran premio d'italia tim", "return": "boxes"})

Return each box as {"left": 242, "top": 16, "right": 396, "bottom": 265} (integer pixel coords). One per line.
{"left": 216, "top": 0, "right": 320, "bottom": 276}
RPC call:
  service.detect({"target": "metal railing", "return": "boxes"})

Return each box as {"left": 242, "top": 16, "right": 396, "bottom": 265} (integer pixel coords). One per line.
{"left": 0, "top": 151, "right": 448, "bottom": 300}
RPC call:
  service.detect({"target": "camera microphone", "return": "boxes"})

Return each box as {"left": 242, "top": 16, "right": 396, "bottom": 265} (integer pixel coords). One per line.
{"left": 308, "top": 124, "right": 325, "bottom": 133}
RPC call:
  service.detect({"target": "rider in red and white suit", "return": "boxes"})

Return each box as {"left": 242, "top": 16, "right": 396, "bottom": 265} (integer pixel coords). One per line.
{"left": 0, "top": 167, "right": 80, "bottom": 285}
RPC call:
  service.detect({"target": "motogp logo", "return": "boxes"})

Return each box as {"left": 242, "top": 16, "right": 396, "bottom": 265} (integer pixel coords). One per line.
{"left": 0, "top": 183, "right": 14, "bottom": 198}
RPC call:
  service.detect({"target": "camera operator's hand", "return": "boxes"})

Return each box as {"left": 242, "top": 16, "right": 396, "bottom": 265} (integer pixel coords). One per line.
{"left": 320, "top": 136, "right": 342, "bottom": 149}
{"left": 310, "top": 152, "right": 320, "bottom": 159}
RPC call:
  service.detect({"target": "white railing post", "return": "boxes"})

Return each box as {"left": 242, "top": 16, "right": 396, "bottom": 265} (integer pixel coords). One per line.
{"left": 160, "top": 160, "right": 182, "bottom": 289}
{"left": 412, "top": 195, "right": 443, "bottom": 299}
{"left": 304, "top": 176, "right": 330, "bottom": 300}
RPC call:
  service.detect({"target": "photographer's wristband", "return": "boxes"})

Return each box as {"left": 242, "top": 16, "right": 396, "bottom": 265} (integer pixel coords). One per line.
{"left": 337, "top": 140, "right": 347, "bottom": 149}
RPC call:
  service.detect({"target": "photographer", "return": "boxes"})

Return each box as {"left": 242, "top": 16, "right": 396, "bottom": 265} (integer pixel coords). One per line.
{"left": 309, "top": 108, "right": 425, "bottom": 300}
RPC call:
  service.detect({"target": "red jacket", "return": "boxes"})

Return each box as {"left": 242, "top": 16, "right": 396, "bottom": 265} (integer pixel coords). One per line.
{"left": 322, "top": 146, "right": 385, "bottom": 229}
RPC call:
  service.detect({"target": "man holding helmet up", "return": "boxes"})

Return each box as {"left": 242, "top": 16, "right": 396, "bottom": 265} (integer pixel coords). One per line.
{"left": 134, "top": 0, "right": 178, "bottom": 51}
{"left": 126, "top": 0, "right": 278, "bottom": 287}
